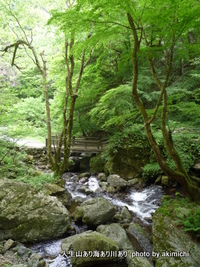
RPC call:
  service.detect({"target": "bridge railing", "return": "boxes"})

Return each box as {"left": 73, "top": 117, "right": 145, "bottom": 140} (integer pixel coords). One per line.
{"left": 46, "top": 136, "right": 108, "bottom": 153}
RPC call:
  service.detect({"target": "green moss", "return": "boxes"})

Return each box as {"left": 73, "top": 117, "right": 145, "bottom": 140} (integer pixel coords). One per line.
{"left": 158, "top": 195, "right": 200, "bottom": 240}
{"left": 0, "top": 140, "right": 58, "bottom": 189}
{"left": 142, "top": 162, "right": 161, "bottom": 182}
{"left": 90, "top": 155, "right": 106, "bottom": 173}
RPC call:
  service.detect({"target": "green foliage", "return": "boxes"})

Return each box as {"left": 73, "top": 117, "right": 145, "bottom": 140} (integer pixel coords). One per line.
{"left": 0, "top": 140, "right": 57, "bottom": 189}
{"left": 169, "top": 102, "right": 200, "bottom": 126}
{"left": 5, "top": 96, "right": 46, "bottom": 138}
{"left": 90, "top": 155, "right": 106, "bottom": 173}
{"left": 1, "top": 0, "right": 200, "bottom": 180}
{"left": 142, "top": 162, "right": 161, "bottom": 181}
{"left": 168, "top": 133, "right": 200, "bottom": 171}
{"left": 101, "top": 124, "right": 149, "bottom": 173}
{"left": 17, "top": 173, "right": 59, "bottom": 189}
{"left": 0, "top": 140, "right": 26, "bottom": 179}
{"left": 160, "top": 196, "right": 200, "bottom": 240}
{"left": 89, "top": 84, "right": 137, "bottom": 132}
{"left": 13, "top": 68, "right": 47, "bottom": 98}
{"left": 142, "top": 129, "right": 200, "bottom": 181}
{"left": 0, "top": 263, "right": 12, "bottom": 267}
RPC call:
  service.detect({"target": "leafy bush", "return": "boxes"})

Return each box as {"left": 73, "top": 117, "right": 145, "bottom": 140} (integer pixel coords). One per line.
{"left": 90, "top": 154, "right": 106, "bottom": 173}
{"left": 17, "top": 173, "right": 58, "bottom": 189}
{"left": 0, "top": 140, "right": 57, "bottom": 189}
{"left": 142, "top": 162, "right": 161, "bottom": 181}
{"left": 89, "top": 84, "right": 137, "bottom": 132}
{"left": 142, "top": 129, "right": 200, "bottom": 181}
{"left": 168, "top": 133, "right": 200, "bottom": 171}
{"left": 4, "top": 97, "right": 46, "bottom": 138}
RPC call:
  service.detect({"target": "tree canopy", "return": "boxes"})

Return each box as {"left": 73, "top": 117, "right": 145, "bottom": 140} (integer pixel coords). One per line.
{"left": 0, "top": 0, "right": 200, "bottom": 199}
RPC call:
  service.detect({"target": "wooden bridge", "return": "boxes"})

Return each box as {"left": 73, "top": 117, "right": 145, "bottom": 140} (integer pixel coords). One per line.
{"left": 46, "top": 136, "right": 108, "bottom": 153}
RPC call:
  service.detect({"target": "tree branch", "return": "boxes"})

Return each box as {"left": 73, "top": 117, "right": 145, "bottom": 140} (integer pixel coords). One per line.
{"left": 87, "top": 19, "right": 132, "bottom": 30}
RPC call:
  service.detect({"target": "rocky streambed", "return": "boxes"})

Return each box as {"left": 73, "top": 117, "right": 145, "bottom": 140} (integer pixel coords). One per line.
{"left": 30, "top": 173, "right": 164, "bottom": 267}
{"left": 1, "top": 172, "right": 200, "bottom": 267}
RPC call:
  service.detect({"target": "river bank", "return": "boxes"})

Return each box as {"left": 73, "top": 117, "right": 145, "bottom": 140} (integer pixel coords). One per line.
{"left": 0, "top": 138, "right": 200, "bottom": 267}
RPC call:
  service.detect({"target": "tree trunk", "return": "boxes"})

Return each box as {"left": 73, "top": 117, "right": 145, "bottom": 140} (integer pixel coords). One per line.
{"left": 127, "top": 12, "right": 200, "bottom": 201}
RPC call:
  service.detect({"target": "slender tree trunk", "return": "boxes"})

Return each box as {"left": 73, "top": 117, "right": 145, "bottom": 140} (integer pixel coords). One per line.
{"left": 127, "top": 12, "right": 200, "bottom": 201}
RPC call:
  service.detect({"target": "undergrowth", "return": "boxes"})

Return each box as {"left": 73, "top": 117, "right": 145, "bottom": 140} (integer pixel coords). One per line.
{"left": 142, "top": 129, "right": 200, "bottom": 181}
{"left": 160, "top": 195, "right": 200, "bottom": 240}
{"left": 0, "top": 140, "right": 58, "bottom": 189}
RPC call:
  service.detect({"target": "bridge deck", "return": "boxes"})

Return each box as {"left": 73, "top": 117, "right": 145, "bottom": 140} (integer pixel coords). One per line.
{"left": 46, "top": 136, "right": 108, "bottom": 153}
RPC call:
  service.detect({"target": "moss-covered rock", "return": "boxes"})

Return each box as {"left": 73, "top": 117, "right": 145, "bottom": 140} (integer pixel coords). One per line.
{"left": 127, "top": 223, "right": 152, "bottom": 254}
{"left": 74, "top": 197, "right": 116, "bottom": 228}
{"left": 121, "top": 206, "right": 132, "bottom": 223}
{"left": 107, "top": 174, "right": 128, "bottom": 190}
{"left": 97, "top": 173, "right": 107, "bottom": 182}
{"left": 0, "top": 239, "right": 46, "bottom": 267}
{"left": 90, "top": 155, "right": 106, "bottom": 173}
{"left": 152, "top": 198, "right": 200, "bottom": 267}
{"left": 105, "top": 140, "right": 150, "bottom": 179}
{"left": 43, "top": 183, "right": 66, "bottom": 195}
{"left": 161, "top": 176, "right": 169, "bottom": 187}
{"left": 126, "top": 250, "right": 153, "bottom": 267}
{"left": 0, "top": 178, "right": 70, "bottom": 242}
{"left": 43, "top": 183, "right": 72, "bottom": 207}
{"left": 61, "top": 231, "right": 119, "bottom": 267}
{"left": 97, "top": 223, "right": 133, "bottom": 250}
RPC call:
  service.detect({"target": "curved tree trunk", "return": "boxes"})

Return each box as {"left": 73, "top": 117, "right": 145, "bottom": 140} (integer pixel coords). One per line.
{"left": 127, "top": 12, "right": 200, "bottom": 201}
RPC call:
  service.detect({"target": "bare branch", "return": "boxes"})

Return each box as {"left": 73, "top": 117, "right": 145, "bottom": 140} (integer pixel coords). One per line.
{"left": 6, "top": 1, "right": 29, "bottom": 43}
{"left": 23, "top": 45, "right": 37, "bottom": 65}
{"left": 75, "top": 51, "right": 85, "bottom": 93}
{"left": 1, "top": 40, "right": 43, "bottom": 75}
{"left": 12, "top": 63, "right": 24, "bottom": 73}
{"left": 147, "top": 86, "right": 165, "bottom": 124}
{"left": 65, "top": 41, "right": 70, "bottom": 73}
{"left": 8, "top": 24, "right": 20, "bottom": 39}
{"left": 30, "top": 30, "right": 33, "bottom": 44}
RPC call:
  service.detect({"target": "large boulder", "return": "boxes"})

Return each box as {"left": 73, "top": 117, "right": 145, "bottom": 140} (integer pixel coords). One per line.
{"left": 61, "top": 231, "right": 119, "bottom": 267}
{"left": 74, "top": 197, "right": 116, "bottom": 227}
{"left": 107, "top": 174, "right": 128, "bottom": 190}
{"left": 43, "top": 182, "right": 72, "bottom": 207}
{"left": 152, "top": 202, "right": 200, "bottom": 267}
{"left": 105, "top": 138, "right": 150, "bottom": 179}
{"left": 127, "top": 223, "right": 153, "bottom": 254}
{"left": 96, "top": 223, "right": 133, "bottom": 250}
{"left": 0, "top": 239, "right": 47, "bottom": 267}
{"left": 126, "top": 251, "right": 153, "bottom": 267}
{"left": 0, "top": 178, "right": 70, "bottom": 242}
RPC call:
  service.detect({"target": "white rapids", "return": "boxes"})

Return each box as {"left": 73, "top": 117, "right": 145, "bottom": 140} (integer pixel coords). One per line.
{"left": 31, "top": 174, "right": 163, "bottom": 267}
{"left": 64, "top": 175, "right": 163, "bottom": 222}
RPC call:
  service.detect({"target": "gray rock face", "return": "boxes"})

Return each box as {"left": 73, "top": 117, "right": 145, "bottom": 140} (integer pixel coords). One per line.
{"left": 127, "top": 251, "right": 153, "bottom": 267}
{"left": 74, "top": 197, "right": 116, "bottom": 227}
{"left": 0, "top": 239, "right": 47, "bottom": 267}
{"left": 127, "top": 223, "right": 153, "bottom": 254}
{"left": 153, "top": 207, "right": 200, "bottom": 267}
{"left": 97, "top": 173, "right": 107, "bottom": 182}
{"left": 97, "top": 223, "right": 133, "bottom": 250}
{"left": 0, "top": 178, "right": 70, "bottom": 242}
{"left": 61, "top": 231, "right": 119, "bottom": 267}
{"left": 107, "top": 174, "right": 128, "bottom": 189}
{"left": 43, "top": 183, "right": 72, "bottom": 207}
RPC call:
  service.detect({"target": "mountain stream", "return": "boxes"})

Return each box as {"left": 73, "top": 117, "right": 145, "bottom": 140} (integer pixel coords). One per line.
{"left": 30, "top": 174, "right": 164, "bottom": 267}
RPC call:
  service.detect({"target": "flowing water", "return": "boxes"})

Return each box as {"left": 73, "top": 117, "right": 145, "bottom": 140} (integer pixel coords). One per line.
{"left": 30, "top": 239, "right": 72, "bottom": 267}
{"left": 105, "top": 185, "right": 163, "bottom": 220}
{"left": 64, "top": 174, "right": 163, "bottom": 221}
{"left": 30, "top": 173, "right": 164, "bottom": 266}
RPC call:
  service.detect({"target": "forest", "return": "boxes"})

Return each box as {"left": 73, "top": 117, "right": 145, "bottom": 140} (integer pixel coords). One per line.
{"left": 0, "top": 0, "right": 200, "bottom": 266}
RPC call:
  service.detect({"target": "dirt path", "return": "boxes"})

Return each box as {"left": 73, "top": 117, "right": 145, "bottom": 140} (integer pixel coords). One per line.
{"left": 0, "top": 128, "right": 44, "bottom": 148}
